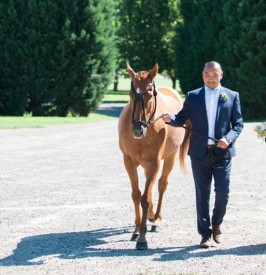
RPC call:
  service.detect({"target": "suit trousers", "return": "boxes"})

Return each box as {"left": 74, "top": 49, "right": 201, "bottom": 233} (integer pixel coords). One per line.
{"left": 190, "top": 149, "right": 232, "bottom": 237}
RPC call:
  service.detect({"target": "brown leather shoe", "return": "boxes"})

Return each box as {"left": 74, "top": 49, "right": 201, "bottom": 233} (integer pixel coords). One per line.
{"left": 212, "top": 225, "right": 222, "bottom": 243}
{"left": 199, "top": 235, "right": 211, "bottom": 248}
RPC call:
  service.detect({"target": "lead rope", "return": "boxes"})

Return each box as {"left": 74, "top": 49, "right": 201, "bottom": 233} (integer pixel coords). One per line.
{"left": 147, "top": 113, "right": 163, "bottom": 126}
{"left": 150, "top": 115, "right": 231, "bottom": 169}
{"left": 181, "top": 125, "right": 231, "bottom": 169}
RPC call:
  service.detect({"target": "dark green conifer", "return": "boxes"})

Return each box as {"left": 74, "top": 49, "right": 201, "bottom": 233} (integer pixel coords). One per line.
{"left": 0, "top": 0, "right": 117, "bottom": 116}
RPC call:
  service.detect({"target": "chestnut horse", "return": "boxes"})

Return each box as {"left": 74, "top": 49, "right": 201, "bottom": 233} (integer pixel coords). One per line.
{"left": 118, "top": 63, "right": 190, "bottom": 250}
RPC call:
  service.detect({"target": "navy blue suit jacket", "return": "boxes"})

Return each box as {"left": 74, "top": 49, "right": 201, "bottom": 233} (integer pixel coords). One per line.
{"left": 167, "top": 86, "right": 244, "bottom": 158}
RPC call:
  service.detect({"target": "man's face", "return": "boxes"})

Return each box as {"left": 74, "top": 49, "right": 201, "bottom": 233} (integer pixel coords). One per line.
{"left": 202, "top": 65, "right": 223, "bottom": 89}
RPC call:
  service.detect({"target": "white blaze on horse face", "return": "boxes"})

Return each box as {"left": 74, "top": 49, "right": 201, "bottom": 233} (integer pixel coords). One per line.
{"left": 136, "top": 88, "right": 141, "bottom": 94}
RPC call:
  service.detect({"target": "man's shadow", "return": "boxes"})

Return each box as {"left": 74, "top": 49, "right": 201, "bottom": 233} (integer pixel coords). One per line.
{"left": 153, "top": 243, "right": 266, "bottom": 262}
{"left": 0, "top": 227, "right": 265, "bottom": 266}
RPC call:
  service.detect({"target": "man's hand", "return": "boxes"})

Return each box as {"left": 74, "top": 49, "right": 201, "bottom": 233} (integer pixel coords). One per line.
{"left": 217, "top": 137, "right": 230, "bottom": 149}
{"left": 161, "top": 112, "right": 172, "bottom": 123}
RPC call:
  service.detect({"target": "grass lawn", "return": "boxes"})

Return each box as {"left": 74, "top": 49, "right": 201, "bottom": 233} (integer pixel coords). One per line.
{"left": 0, "top": 77, "right": 181, "bottom": 129}
{"left": 103, "top": 90, "right": 129, "bottom": 103}
{"left": 108, "top": 76, "right": 177, "bottom": 91}
{"left": 104, "top": 76, "right": 180, "bottom": 103}
{"left": 0, "top": 113, "right": 116, "bottom": 129}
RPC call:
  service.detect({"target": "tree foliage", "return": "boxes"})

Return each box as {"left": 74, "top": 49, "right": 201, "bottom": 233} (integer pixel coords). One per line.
{"left": 176, "top": 0, "right": 224, "bottom": 93}
{"left": 218, "top": 0, "right": 266, "bottom": 119}
{"left": 0, "top": 0, "right": 117, "bottom": 116}
{"left": 117, "top": 0, "right": 180, "bottom": 88}
{"left": 0, "top": 0, "right": 28, "bottom": 115}
{"left": 0, "top": 0, "right": 264, "bottom": 119}
{"left": 176, "top": 0, "right": 266, "bottom": 119}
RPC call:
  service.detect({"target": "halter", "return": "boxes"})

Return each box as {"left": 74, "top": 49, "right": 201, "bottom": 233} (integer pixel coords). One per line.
{"left": 131, "top": 80, "right": 158, "bottom": 128}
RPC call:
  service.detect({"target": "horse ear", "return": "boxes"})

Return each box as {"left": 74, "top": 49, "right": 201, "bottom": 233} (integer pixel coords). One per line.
{"left": 127, "top": 63, "right": 136, "bottom": 80}
{"left": 149, "top": 63, "right": 158, "bottom": 80}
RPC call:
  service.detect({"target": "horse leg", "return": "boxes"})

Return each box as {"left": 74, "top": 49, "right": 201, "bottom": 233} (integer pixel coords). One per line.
{"left": 147, "top": 204, "right": 155, "bottom": 222}
{"left": 136, "top": 159, "right": 160, "bottom": 250}
{"left": 151, "top": 153, "right": 177, "bottom": 233}
{"left": 146, "top": 169, "right": 155, "bottom": 223}
{"left": 123, "top": 155, "right": 141, "bottom": 241}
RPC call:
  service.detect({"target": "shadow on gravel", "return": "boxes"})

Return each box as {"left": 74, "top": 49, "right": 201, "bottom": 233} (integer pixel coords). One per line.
{"left": 154, "top": 243, "right": 266, "bottom": 262}
{"left": 0, "top": 227, "right": 265, "bottom": 266}
{"left": 0, "top": 227, "right": 129, "bottom": 266}
{"left": 95, "top": 104, "right": 125, "bottom": 118}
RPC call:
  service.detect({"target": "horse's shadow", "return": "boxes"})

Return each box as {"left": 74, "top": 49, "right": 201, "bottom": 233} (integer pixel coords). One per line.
{"left": 0, "top": 227, "right": 265, "bottom": 266}
{"left": 0, "top": 226, "right": 152, "bottom": 266}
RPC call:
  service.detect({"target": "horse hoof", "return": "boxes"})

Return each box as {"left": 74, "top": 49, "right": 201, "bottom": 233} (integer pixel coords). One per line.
{"left": 136, "top": 241, "right": 148, "bottom": 250}
{"left": 150, "top": 225, "right": 160, "bottom": 233}
{"left": 130, "top": 233, "right": 139, "bottom": 241}
{"left": 148, "top": 217, "right": 155, "bottom": 222}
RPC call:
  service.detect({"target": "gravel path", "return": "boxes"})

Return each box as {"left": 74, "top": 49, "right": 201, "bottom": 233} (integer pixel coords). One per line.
{"left": 0, "top": 109, "right": 265, "bottom": 274}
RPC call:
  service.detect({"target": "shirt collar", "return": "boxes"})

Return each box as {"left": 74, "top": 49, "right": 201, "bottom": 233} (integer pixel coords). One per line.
{"left": 205, "top": 85, "right": 221, "bottom": 95}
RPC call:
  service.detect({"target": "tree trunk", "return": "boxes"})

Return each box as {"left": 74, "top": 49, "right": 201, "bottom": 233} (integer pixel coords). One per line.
{"left": 113, "top": 81, "right": 118, "bottom": 91}
{"left": 113, "top": 70, "right": 119, "bottom": 91}
{"left": 170, "top": 76, "right": 176, "bottom": 89}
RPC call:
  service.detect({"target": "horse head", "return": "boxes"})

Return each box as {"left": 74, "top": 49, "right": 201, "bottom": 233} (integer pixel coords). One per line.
{"left": 127, "top": 63, "right": 158, "bottom": 139}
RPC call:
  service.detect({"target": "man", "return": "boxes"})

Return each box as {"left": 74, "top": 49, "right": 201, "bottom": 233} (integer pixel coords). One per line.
{"left": 161, "top": 61, "right": 244, "bottom": 248}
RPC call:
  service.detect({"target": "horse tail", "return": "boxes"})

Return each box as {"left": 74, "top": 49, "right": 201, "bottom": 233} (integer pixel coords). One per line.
{"left": 179, "top": 119, "right": 191, "bottom": 173}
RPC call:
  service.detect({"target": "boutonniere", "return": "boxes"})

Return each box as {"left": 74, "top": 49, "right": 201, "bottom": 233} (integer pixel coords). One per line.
{"left": 220, "top": 91, "right": 228, "bottom": 101}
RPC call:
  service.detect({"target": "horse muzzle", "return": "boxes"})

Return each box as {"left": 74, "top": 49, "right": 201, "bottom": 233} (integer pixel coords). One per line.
{"left": 131, "top": 120, "right": 148, "bottom": 139}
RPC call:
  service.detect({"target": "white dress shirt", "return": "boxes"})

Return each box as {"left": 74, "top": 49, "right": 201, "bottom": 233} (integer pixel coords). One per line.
{"left": 205, "top": 85, "right": 220, "bottom": 145}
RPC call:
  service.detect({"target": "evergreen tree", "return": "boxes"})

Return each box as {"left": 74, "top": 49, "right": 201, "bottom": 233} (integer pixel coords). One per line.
{"left": 219, "top": 0, "right": 266, "bottom": 119}
{"left": 0, "top": 0, "right": 117, "bottom": 116}
{"left": 0, "top": 1, "right": 28, "bottom": 115}
{"left": 117, "top": 0, "right": 180, "bottom": 88}
{"left": 176, "top": 0, "right": 224, "bottom": 93}
{"left": 53, "top": 0, "right": 117, "bottom": 116}
{"left": 176, "top": 0, "right": 265, "bottom": 119}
